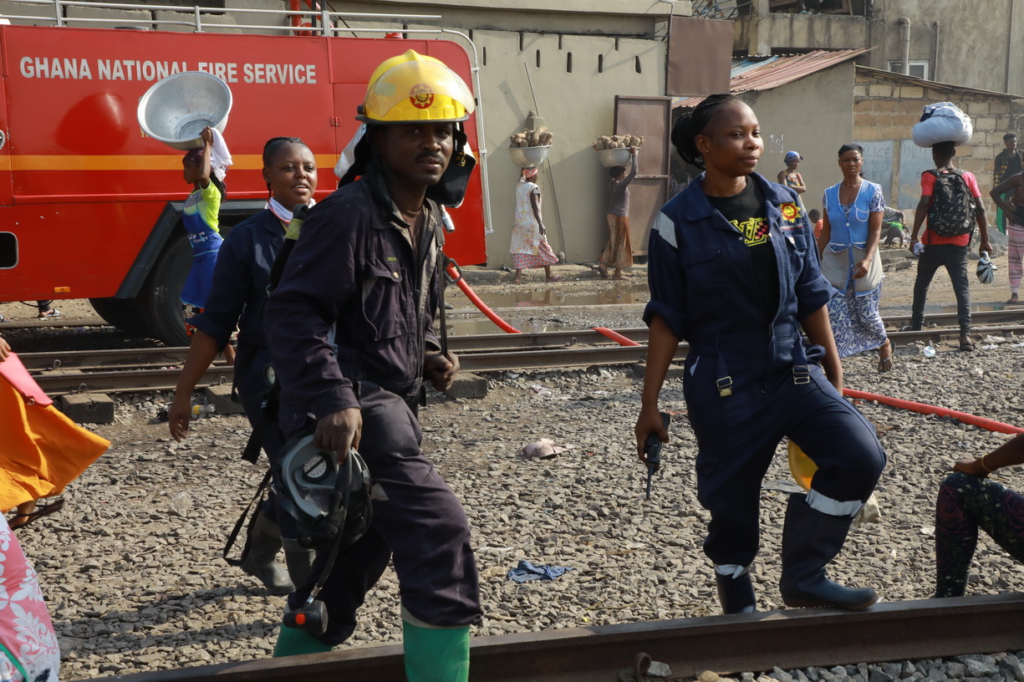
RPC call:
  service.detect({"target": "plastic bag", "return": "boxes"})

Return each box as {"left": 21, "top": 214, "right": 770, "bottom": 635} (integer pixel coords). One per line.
{"left": 912, "top": 102, "right": 972, "bottom": 147}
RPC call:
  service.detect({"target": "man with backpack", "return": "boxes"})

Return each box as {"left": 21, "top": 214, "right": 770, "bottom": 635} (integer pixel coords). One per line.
{"left": 907, "top": 141, "right": 991, "bottom": 351}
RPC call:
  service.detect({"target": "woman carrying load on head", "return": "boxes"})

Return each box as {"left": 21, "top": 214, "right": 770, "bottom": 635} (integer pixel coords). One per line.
{"left": 510, "top": 167, "right": 559, "bottom": 283}
{"left": 818, "top": 144, "right": 893, "bottom": 372}
{"left": 634, "top": 94, "right": 886, "bottom": 615}
{"left": 180, "top": 126, "right": 235, "bottom": 363}
{"left": 168, "top": 136, "right": 320, "bottom": 595}
{"left": 598, "top": 146, "right": 638, "bottom": 280}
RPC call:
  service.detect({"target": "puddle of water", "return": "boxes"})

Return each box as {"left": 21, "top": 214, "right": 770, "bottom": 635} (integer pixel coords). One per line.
{"left": 446, "top": 317, "right": 565, "bottom": 336}
{"left": 448, "top": 282, "right": 649, "bottom": 309}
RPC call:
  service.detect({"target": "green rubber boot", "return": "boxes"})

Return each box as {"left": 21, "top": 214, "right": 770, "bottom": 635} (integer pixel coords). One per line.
{"left": 272, "top": 625, "right": 334, "bottom": 658}
{"left": 403, "top": 620, "right": 470, "bottom": 682}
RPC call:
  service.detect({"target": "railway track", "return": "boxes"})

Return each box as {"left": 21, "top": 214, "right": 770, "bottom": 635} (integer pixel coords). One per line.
{"left": 15, "top": 311, "right": 1024, "bottom": 395}
{"left": 3, "top": 308, "right": 1024, "bottom": 333}
{"left": 91, "top": 594, "right": 1024, "bottom": 682}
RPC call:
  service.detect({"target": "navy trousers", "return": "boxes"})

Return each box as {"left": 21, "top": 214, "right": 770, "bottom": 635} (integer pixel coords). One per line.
{"left": 686, "top": 362, "right": 886, "bottom": 568}
{"left": 284, "top": 382, "right": 482, "bottom": 646}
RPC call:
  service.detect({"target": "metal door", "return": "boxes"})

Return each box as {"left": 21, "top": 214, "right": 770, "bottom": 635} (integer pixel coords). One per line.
{"left": 614, "top": 96, "right": 671, "bottom": 256}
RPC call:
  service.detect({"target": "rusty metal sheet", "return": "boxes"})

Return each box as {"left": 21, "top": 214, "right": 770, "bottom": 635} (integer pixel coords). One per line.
{"left": 614, "top": 96, "right": 672, "bottom": 256}
{"left": 667, "top": 16, "right": 732, "bottom": 97}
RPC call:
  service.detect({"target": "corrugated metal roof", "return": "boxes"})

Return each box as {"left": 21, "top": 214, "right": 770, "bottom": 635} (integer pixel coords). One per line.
{"left": 856, "top": 66, "right": 1024, "bottom": 100}
{"left": 673, "top": 48, "right": 870, "bottom": 108}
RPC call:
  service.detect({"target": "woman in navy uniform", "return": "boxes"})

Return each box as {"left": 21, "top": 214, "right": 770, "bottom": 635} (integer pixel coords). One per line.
{"left": 635, "top": 94, "right": 887, "bottom": 614}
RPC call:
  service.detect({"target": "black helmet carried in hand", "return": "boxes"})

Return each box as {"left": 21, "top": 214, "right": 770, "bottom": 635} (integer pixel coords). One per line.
{"left": 275, "top": 435, "right": 373, "bottom": 550}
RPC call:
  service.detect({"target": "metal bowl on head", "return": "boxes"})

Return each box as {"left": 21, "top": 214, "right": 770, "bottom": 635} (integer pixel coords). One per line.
{"left": 509, "top": 145, "right": 551, "bottom": 168}
{"left": 137, "top": 71, "right": 233, "bottom": 151}
{"left": 597, "top": 147, "right": 634, "bottom": 168}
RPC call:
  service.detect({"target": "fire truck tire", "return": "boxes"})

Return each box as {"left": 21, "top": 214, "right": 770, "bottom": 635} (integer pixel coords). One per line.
{"left": 88, "top": 297, "right": 152, "bottom": 336}
{"left": 142, "top": 232, "right": 193, "bottom": 347}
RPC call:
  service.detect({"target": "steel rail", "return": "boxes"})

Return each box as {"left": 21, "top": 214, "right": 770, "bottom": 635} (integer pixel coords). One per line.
{"left": 87, "top": 594, "right": 1024, "bottom": 682}
{"left": 21, "top": 324, "right": 1024, "bottom": 394}
{"left": 2, "top": 309, "right": 1023, "bottom": 333}
{"left": 16, "top": 330, "right": 651, "bottom": 370}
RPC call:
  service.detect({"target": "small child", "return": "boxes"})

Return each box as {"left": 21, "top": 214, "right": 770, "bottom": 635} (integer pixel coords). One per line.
{"left": 808, "top": 209, "right": 823, "bottom": 240}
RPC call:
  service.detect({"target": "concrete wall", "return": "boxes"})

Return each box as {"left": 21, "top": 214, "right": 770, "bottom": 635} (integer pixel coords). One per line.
{"left": 734, "top": 0, "right": 1024, "bottom": 96}
{"left": 474, "top": 29, "right": 665, "bottom": 265}
{"left": 852, "top": 71, "right": 1024, "bottom": 221}
{"left": 735, "top": 13, "right": 868, "bottom": 55}
{"left": 870, "top": 1, "right": 1024, "bottom": 95}
{"left": 739, "top": 61, "right": 855, "bottom": 215}
{"left": 300, "top": 3, "right": 675, "bottom": 265}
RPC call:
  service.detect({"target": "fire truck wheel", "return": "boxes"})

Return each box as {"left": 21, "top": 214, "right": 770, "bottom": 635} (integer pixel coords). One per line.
{"left": 141, "top": 232, "right": 193, "bottom": 347}
{"left": 88, "top": 297, "right": 152, "bottom": 336}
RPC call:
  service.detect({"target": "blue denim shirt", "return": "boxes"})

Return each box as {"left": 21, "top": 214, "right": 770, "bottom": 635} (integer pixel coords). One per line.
{"left": 189, "top": 209, "right": 283, "bottom": 404}
{"left": 644, "top": 172, "right": 832, "bottom": 390}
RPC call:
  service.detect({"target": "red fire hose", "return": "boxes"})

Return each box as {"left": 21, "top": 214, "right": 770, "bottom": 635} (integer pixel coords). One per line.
{"left": 588, "top": 326, "right": 1022, "bottom": 435}
{"left": 843, "top": 389, "right": 1024, "bottom": 435}
{"left": 448, "top": 272, "right": 1021, "bottom": 435}
{"left": 446, "top": 262, "right": 521, "bottom": 334}
{"left": 592, "top": 327, "right": 640, "bottom": 347}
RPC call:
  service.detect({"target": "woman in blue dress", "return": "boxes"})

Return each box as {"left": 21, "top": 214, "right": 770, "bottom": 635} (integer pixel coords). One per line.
{"left": 635, "top": 94, "right": 886, "bottom": 615}
{"left": 818, "top": 144, "right": 892, "bottom": 372}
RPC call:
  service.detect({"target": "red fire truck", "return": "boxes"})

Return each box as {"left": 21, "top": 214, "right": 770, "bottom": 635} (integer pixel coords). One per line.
{"left": 0, "top": 11, "right": 489, "bottom": 345}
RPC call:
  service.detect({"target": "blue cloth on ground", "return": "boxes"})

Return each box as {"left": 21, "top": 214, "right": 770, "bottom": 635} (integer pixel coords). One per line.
{"left": 507, "top": 560, "right": 573, "bottom": 583}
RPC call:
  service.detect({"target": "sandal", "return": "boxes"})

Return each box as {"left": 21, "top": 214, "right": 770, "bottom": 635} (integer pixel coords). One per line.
{"left": 877, "top": 340, "right": 895, "bottom": 373}
{"left": 1008, "top": 294, "right": 1020, "bottom": 305}
{"left": 9, "top": 498, "right": 65, "bottom": 529}
{"left": 37, "top": 309, "right": 61, "bottom": 319}
{"left": 545, "top": 275, "right": 561, "bottom": 283}
{"left": 597, "top": 264, "right": 609, "bottom": 279}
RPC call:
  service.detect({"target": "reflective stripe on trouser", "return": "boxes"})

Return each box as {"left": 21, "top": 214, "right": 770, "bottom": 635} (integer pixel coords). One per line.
{"left": 285, "top": 382, "right": 483, "bottom": 646}
{"left": 690, "top": 364, "right": 886, "bottom": 568}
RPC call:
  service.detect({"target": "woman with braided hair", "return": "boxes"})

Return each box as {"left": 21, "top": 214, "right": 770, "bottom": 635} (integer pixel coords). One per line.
{"left": 635, "top": 94, "right": 886, "bottom": 615}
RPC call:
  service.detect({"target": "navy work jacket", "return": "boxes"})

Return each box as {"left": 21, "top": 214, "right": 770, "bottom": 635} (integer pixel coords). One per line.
{"left": 264, "top": 178, "right": 443, "bottom": 434}
{"left": 190, "top": 208, "right": 283, "bottom": 405}
{"left": 644, "top": 172, "right": 832, "bottom": 390}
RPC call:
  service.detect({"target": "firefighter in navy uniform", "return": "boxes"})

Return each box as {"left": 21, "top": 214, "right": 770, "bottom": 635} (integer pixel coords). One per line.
{"left": 635, "top": 95, "right": 887, "bottom": 615}
{"left": 263, "top": 51, "right": 482, "bottom": 679}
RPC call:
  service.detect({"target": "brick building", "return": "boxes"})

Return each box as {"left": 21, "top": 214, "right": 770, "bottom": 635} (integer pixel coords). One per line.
{"left": 852, "top": 68, "right": 1024, "bottom": 217}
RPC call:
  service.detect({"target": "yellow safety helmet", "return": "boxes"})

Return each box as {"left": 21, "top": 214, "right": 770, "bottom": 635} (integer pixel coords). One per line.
{"left": 787, "top": 440, "right": 818, "bottom": 492}
{"left": 358, "top": 50, "right": 475, "bottom": 124}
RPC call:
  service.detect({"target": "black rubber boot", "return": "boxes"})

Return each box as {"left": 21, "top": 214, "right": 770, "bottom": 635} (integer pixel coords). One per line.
{"left": 240, "top": 512, "right": 294, "bottom": 596}
{"left": 283, "top": 543, "right": 315, "bottom": 590}
{"left": 779, "top": 493, "right": 877, "bottom": 610}
{"left": 715, "top": 571, "right": 757, "bottom": 614}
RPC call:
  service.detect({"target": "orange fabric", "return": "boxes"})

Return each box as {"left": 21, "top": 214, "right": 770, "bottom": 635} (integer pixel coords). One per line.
{"left": 0, "top": 375, "right": 109, "bottom": 512}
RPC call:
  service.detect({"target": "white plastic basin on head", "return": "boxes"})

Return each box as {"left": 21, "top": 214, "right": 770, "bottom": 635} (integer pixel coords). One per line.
{"left": 597, "top": 148, "right": 633, "bottom": 168}
{"left": 508, "top": 145, "right": 551, "bottom": 168}
{"left": 137, "top": 71, "right": 233, "bottom": 151}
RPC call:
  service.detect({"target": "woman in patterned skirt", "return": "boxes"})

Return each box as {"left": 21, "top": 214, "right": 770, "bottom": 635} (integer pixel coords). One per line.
{"left": 935, "top": 433, "right": 1024, "bottom": 597}
{"left": 510, "top": 167, "right": 559, "bottom": 283}
{"left": 817, "top": 144, "right": 893, "bottom": 372}
{"left": 598, "top": 147, "right": 638, "bottom": 280}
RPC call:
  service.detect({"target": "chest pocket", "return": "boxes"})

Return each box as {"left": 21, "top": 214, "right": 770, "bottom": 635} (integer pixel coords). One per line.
{"left": 680, "top": 245, "right": 722, "bottom": 299}
{"left": 362, "top": 260, "right": 410, "bottom": 341}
